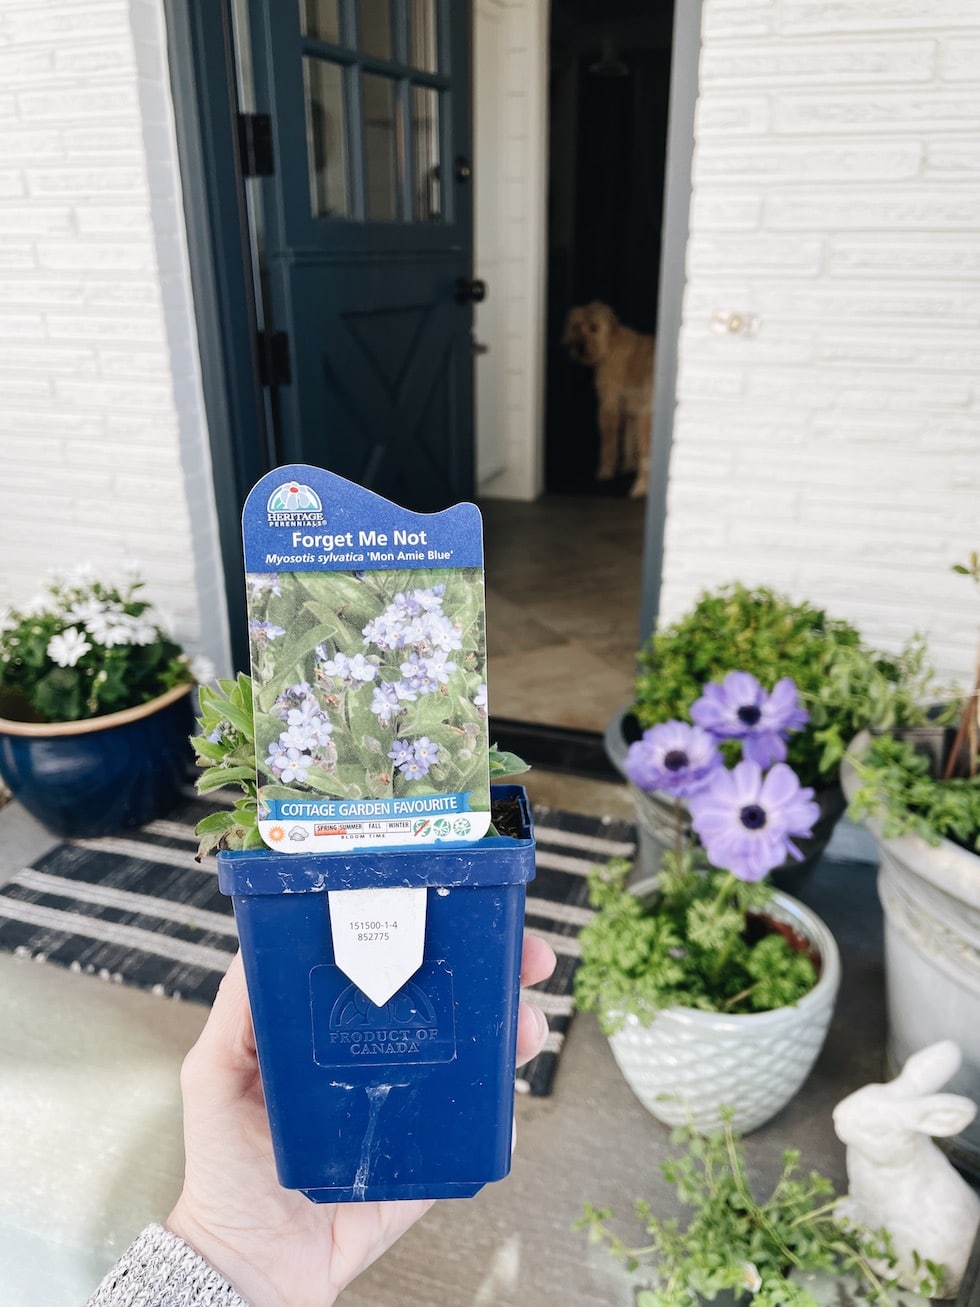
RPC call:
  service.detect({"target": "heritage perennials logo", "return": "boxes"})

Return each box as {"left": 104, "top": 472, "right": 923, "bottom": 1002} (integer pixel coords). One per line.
{"left": 266, "top": 481, "right": 324, "bottom": 527}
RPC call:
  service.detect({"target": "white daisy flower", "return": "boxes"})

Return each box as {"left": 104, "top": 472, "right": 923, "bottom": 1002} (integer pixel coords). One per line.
{"left": 47, "top": 628, "right": 92, "bottom": 668}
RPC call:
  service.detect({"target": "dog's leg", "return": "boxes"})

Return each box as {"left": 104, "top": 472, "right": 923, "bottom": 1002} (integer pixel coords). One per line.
{"left": 596, "top": 401, "right": 621, "bottom": 480}
{"left": 628, "top": 412, "right": 651, "bottom": 498}
{"left": 622, "top": 413, "right": 639, "bottom": 474}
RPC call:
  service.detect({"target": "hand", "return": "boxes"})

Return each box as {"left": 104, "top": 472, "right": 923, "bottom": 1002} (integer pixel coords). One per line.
{"left": 166, "top": 936, "right": 556, "bottom": 1307}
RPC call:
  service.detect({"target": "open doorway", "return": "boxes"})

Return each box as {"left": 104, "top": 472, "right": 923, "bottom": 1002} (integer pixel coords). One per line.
{"left": 547, "top": 0, "right": 674, "bottom": 496}
{"left": 482, "top": 0, "right": 676, "bottom": 771}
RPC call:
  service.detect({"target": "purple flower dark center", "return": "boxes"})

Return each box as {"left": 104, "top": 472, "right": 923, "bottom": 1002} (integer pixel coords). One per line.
{"left": 739, "top": 803, "right": 767, "bottom": 830}
{"left": 663, "top": 749, "right": 689, "bottom": 771}
{"left": 737, "top": 704, "right": 762, "bottom": 726}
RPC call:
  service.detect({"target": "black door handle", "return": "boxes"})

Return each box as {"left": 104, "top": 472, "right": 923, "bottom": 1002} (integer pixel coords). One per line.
{"left": 455, "top": 277, "right": 487, "bottom": 305}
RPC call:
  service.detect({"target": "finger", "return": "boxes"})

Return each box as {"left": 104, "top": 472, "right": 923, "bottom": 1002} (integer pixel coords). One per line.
{"left": 180, "top": 952, "right": 259, "bottom": 1109}
{"left": 515, "top": 1001, "right": 549, "bottom": 1067}
{"left": 520, "top": 933, "right": 556, "bottom": 988}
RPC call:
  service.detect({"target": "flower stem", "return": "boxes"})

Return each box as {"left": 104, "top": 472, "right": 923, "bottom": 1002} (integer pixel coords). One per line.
{"left": 709, "top": 872, "right": 740, "bottom": 982}
{"left": 722, "top": 984, "right": 755, "bottom": 1012}
{"left": 673, "top": 798, "right": 684, "bottom": 864}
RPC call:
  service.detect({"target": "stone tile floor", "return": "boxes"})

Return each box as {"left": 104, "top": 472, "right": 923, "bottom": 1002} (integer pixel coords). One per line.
{"left": 481, "top": 494, "right": 646, "bottom": 735}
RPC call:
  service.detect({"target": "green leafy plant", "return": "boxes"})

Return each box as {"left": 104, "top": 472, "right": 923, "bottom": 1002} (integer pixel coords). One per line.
{"left": 846, "top": 733, "right": 980, "bottom": 852}
{"left": 191, "top": 673, "right": 527, "bottom": 858}
{"left": 0, "top": 566, "right": 205, "bottom": 724}
{"left": 578, "top": 674, "right": 827, "bottom": 1025}
{"left": 577, "top": 1113, "right": 945, "bottom": 1307}
{"left": 574, "top": 854, "right": 817, "bottom": 1028}
{"left": 846, "top": 557, "right": 979, "bottom": 852}
{"left": 632, "top": 584, "right": 935, "bottom": 789}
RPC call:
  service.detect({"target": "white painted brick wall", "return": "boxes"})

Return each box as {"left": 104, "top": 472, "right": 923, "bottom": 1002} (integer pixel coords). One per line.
{"left": 0, "top": 0, "right": 230, "bottom": 678}
{"left": 661, "top": 0, "right": 980, "bottom": 689}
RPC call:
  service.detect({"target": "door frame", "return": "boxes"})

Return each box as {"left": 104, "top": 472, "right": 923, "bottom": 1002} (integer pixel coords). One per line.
{"left": 639, "top": 0, "right": 701, "bottom": 643}
{"left": 164, "top": 0, "right": 268, "bottom": 673}
{"left": 163, "top": 0, "right": 701, "bottom": 673}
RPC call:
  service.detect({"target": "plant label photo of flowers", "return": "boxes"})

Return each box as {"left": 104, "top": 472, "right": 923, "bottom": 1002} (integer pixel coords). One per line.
{"left": 241, "top": 464, "right": 492, "bottom": 857}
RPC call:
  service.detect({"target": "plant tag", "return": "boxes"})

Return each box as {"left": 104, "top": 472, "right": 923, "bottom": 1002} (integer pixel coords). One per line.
{"left": 327, "top": 886, "right": 427, "bottom": 1008}
{"left": 241, "top": 464, "right": 491, "bottom": 853}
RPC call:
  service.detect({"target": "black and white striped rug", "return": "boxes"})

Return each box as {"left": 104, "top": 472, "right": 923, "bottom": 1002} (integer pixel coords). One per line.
{"left": 0, "top": 790, "right": 635, "bottom": 1097}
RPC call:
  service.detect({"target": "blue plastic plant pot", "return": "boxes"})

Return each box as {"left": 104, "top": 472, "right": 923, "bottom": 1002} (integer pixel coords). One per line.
{"left": 217, "top": 785, "right": 535, "bottom": 1204}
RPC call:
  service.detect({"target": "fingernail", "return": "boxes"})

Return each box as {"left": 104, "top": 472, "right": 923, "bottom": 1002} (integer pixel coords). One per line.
{"left": 533, "top": 1005, "right": 549, "bottom": 1044}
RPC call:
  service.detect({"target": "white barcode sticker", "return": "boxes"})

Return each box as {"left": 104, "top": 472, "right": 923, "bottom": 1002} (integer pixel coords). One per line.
{"left": 328, "top": 886, "right": 427, "bottom": 1007}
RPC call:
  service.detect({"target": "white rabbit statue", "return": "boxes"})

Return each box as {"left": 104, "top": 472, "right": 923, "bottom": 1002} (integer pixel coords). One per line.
{"left": 832, "top": 1040, "right": 980, "bottom": 1298}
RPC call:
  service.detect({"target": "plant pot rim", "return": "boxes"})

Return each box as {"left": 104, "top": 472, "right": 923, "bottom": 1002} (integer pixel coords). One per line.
{"left": 0, "top": 680, "right": 194, "bottom": 738}
{"left": 609, "top": 879, "right": 842, "bottom": 1031}
{"left": 842, "top": 729, "right": 979, "bottom": 878}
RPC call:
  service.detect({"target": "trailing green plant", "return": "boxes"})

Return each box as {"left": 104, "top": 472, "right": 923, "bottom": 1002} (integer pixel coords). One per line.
{"left": 632, "top": 584, "right": 936, "bottom": 789}
{"left": 576, "top": 1113, "right": 945, "bottom": 1307}
{"left": 0, "top": 566, "right": 206, "bottom": 724}
{"left": 846, "top": 555, "right": 979, "bottom": 852}
{"left": 190, "top": 673, "right": 528, "bottom": 858}
{"left": 847, "top": 732, "right": 980, "bottom": 852}
{"left": 574, "top": 855, "right": 818, "bottom": 1029}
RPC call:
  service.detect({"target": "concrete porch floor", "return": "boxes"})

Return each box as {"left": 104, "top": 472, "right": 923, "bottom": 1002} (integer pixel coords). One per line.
{"left": 0, "top": 768, "right": 641, "bottom": 1306}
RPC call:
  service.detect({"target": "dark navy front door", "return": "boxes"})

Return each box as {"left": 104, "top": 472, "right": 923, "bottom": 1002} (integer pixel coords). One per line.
{"left": 247, "top": 1, "right": 475, "bottom": 512}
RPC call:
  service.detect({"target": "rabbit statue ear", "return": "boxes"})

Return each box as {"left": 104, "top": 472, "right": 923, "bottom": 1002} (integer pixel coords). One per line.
{"left": 893, "top": 1040, "right": 962, "bottom": 1095}
{"left": 904, "top": 1092, "right": 978, "bottom": 1139}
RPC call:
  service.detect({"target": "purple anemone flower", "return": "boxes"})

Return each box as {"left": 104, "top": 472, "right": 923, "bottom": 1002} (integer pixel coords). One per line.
{"left": 623, "top": 720, "right": 722, "bottom": 799}
{"left": 687, "top": 760, "right": 820, "bottom": 882}
{"left": 691, "top": 672, "right": 809, "bottom": 768}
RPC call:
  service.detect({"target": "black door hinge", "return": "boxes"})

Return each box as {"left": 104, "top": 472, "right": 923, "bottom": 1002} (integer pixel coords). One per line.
{"left": 237, "top": 112, "right": 275, "bottom": 177}
{"left": 257, "top": 330, "right": 291, "bottom": 387}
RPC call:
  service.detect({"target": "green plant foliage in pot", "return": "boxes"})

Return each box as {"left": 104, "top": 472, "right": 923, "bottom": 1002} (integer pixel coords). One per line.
{"left": 0, "top": 566, "right": 205, "bottom": 723}
{"left": 846, "top": 551, "right": 979, "bottom": 853}
{"left": 846, "top": 731, "right": 980, "bottom": 853}
{"left": 576, "top": 703, "right": 842, "bottom": 1133}
{"left": 0, "top": 566, "right": 210, "bottom": 837}
{"left": 577, "top": 1113, "right": 945, "bottom": 1307}
{"left": 839, "top": 556, "right": 980, "bottom": 1176}
{"left": 631, "top": 583, "right": 931, "bottom": 790}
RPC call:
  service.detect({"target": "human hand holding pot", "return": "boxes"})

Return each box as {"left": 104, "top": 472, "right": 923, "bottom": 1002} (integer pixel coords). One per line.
{"left": 165, "top": 937, "right": 556, "bottom": 1307}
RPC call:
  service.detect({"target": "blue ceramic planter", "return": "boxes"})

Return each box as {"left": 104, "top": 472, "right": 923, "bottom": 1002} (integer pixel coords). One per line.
{"left": 217, "top": 784, "right": 536, "bottom": 1203}
{"left": 0, "top": 683, "right": 194, "bottom": 839}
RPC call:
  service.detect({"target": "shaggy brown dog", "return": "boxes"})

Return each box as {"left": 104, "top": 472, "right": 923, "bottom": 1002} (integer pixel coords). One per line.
{"left": 561, "top": 301, "right": 655, "bottom": 498}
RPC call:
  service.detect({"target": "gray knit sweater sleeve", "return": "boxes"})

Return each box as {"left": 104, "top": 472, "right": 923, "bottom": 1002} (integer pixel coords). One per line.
{"left": 84, "top": 1223, "right": 249, "bottom": 1306}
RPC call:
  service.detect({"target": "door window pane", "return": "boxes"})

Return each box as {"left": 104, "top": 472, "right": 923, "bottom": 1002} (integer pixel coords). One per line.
{"left": 412, "top": 86, "right": 441, "bottom": 221}
{"left": 409, "top": 0, "right": 438, "bottom": 72}
{"left": 359, "top": 0, "right": 391, "bottom": 60}
{"left": 304, "top": 58, "right": 350, "bottom": 218}
{"left": 363, "top": 74, "right": 399, "bottom": 220}
{"left": 301, "top": 0, "right": 341, "bottom": 43}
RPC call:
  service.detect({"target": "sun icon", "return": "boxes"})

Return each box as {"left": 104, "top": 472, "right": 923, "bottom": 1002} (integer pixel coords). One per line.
{"left": 267, "top": 825, "right": 286, "bottom": 843}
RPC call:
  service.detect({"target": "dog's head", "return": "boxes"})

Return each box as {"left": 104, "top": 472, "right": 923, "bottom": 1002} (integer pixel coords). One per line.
{"left": 561, "top": 301, "right": 620, "bottom": 366}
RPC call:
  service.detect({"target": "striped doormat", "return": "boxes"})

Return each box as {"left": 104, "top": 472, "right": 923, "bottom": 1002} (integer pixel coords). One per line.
{"left": 0, "top": 790, "right": 635, "bottom": 1097}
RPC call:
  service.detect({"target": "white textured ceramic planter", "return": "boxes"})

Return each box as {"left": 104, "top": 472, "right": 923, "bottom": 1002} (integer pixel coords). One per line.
{"left": 605, "top": 884, "right": 841, "bottom": 1134}
{"left": 842, "top": 732, "right": 980, "bottom": 1177}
